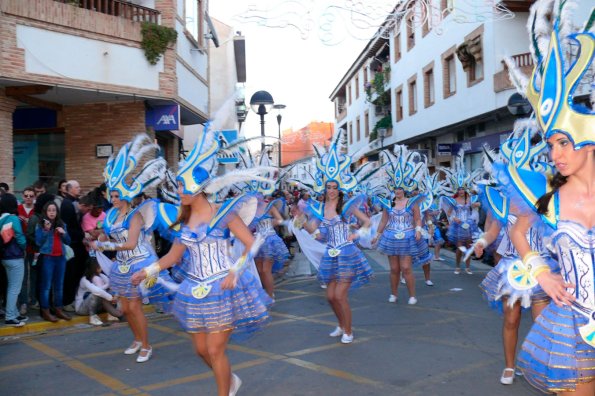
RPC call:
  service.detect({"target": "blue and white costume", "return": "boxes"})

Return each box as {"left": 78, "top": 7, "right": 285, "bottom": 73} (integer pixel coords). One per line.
{"left": 499, "top": 3, "right": 595, "bottom": 391}
{"left": 251, "top": 198, "right": 290, "bottom": 273}
{"left": 308, "top": 196, "right": 373, "bottom": 289}
{"left": 442, "top": 197, "right": 480, "bottom": 246}
{"left": 172, "top": 196, "right": 271, "bottom": 336}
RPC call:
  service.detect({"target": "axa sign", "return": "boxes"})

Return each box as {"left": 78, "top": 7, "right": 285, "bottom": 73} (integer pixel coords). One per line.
{"left": 146, "top": 105, "right": 180, "bottom": 131}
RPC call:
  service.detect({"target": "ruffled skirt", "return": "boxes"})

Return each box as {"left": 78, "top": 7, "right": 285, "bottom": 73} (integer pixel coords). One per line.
{"left": 318, "top": 243, "right": 372, "bottom": 290}
{"left": 172, "top": 270, "right": 271, "bottom": 338}
{"left": 447, "top": 221, "right": 478, "bottom": 246}
{"left": 518, "top": 304, "right": 595, "bottom": 393}
{"left": 428, "top": 226, "right": 444, "bottom": 246}
{"left": 254, "top": 234, "right": 290, "bottom": 273}
{"left": 479, "top": 256, "right": 550, "bottom": 312}
{"left": 109, "top": 254, "right": 173, "bottom": 309}
{"left": 378, "top": 229, "right": 428, "bottom": 260}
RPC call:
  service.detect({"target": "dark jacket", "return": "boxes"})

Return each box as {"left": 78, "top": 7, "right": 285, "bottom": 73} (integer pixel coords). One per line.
{"left": 35, "top": 223, "right": 71, "bottom": 256}
{"left": 61, "top": 195, "right": 84, "bottom": 244}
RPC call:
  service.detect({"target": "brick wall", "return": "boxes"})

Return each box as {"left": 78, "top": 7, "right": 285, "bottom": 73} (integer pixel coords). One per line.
{"left": 0, "top": 89, "right": 19, "bottom": 191}
{"left": 63, "top": 101, "right": 155, "bottom": 193}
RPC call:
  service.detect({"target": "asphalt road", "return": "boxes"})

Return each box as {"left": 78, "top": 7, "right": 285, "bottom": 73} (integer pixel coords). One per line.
{"left": 0, "top": 250, "right": 546, "bottom": 396}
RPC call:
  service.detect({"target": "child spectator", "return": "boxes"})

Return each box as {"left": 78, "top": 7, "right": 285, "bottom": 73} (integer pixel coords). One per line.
{"left": 35, "top": 201, "right": 72, "bottom": 322}
{"left": 75, "top": 258, "right": 122, "bottom": 325}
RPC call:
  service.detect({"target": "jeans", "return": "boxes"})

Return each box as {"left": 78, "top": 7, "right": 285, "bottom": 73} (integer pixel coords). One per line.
{"left": 40, "top": 255, "right": 66, "bottom": 309}
{"left": 18, "top": 253, "right": 37, "bottom": 306}
{"left": 76, "top": 293, "right": 121, "bottom": 317}
{"left": 1, "top": 259, "right": 25, "bottom": 321}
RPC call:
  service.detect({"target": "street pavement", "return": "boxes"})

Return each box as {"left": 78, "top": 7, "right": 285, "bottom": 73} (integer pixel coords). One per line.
{"left": 0, "top": 249, "right": 546, "bottom": 396}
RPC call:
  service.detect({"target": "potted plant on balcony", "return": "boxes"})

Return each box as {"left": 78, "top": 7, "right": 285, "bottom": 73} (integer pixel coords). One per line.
{"left": 365, "top": 82, "right": 373, "bottom": 102}
{"left": 373, "top": 114, "right": 392, "bottom": 135}
{"left": 141, "top": 22, "right": 178, "bottom": 65}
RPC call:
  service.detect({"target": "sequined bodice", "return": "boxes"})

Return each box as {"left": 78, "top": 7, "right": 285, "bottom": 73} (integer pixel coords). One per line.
{"left": 497, "top": 215, "right": 544, "bottom": 258}
{"left": 453, "top": 203, "right": 472, "bottom": 222}
{"left": 386, "top": 207, "right": 414, "bottom": 232}
{"left": 552, "top": 221, "right": 594, "bottom": 308}
{"left": 319, "top": 216, "right": 352, "bottom": 248}
{"left": 106, "top": 219, "right": 151, "bottom": 265}
{"left": 179, "top": 225, "right": 232, "bottom": 281}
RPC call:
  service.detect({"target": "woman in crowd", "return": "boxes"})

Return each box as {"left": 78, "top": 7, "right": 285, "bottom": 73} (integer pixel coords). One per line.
{"left": 0, "top": 194, "right": 28, "bottom": 326}
{"left": 131, "top": 125, "right": 272, "bottom": 396}
{"left": 35, "top": 201, "right": 71, "bottom": 322}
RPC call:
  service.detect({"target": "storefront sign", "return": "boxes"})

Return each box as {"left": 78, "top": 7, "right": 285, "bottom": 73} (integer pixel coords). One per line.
{"left": 451, "top": 131, "right": 510, "bottom": 154}
{"left": 436, "top": 143, "right": 452, "bottom": 156}
{"left": 146, "top": 105, "right": 180, "bottom": 131}
{"left": 217, "top": 130, "right": 239, "bottom": 164}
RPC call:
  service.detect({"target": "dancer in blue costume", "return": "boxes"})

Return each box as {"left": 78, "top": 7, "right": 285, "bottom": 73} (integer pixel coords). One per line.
{"left": 91, "top": 134, "right": 170, "bottom": 363}
{"left": 294, "top": 129, "right": 373, "bottom": 344}
{"left": 131, "top": 125, "right": 272, "bottom": 396}
{"left": 440, "top": 150, "right": 482, "bottom": 274}
{"left": 475, "top": 131, "right": 555, "bottom": 385}
{"left": 372, "top": 146, "right": 431, "bottom": 304}
{"left": 502, "top": 3, "right": 595, "bottom": 393}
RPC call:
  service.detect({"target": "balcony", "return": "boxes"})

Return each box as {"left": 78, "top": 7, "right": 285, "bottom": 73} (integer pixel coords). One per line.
{"left": 493, "top": 52, "right": 534, "bottom": 93}
{"left": 54, "top": 0, "right": 160, "bottom": 23}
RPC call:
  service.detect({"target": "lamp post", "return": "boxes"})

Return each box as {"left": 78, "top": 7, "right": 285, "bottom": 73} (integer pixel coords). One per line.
{"left": 273, "top": 104, "right": 286, "bottom": 168}
{"left": 506, "top": 92, "right": 532, "bottom": 116}
{"left": 250, "top": 90, "right": 275, "bottom": 154}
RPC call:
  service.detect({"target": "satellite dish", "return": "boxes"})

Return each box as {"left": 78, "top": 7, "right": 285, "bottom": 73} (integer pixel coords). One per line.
{"left": 205, "top": 12, "right": 220, "bottom": 48}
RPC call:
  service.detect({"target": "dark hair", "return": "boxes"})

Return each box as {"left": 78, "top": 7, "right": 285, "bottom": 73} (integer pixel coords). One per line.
{"left": 0, "top": 193, "right": 18, "bottom": 215}
{"left": 58, "top": 179, "right": 67, "bottom": 189}
{"left": 42, "top": 201, "right": 63, "bottom": 228}
{"left": 323, "top": 186, "right": 344, "bottom": 215}
{"left": 172, "top": 193, "right": 211, "bottom": 229}
{"left": 33, "top": 180, "right": 47, "bottom": 190}
{"left": 33, "top": 193, "right": 56, "bottom": 215}
{"left": 0, "top": 182, "right": 9, "bottom": 192}
{"left": 79, "top": 194, "right": 96, "bottom": 207}
{"left": 536, "top": 172, "right": 567, "bottom": 215}
{"left": 84, "top": 258, "right": 101, "bottom": 281}
{"left": 23, "top": 186, "right": 35, "bottom": 194}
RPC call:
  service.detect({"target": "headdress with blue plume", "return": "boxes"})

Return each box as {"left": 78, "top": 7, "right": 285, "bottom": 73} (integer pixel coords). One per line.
{"left": 507, "top": 0, "right": 594, "bottom": 149}
{"left": 439, "top": 149, "right": 483, "bottom": 192}
{"left": 381, "top": 145, "right": 426, "bottom": 192}
{"left": 311, "top": 128, "right": 358, "bottom": 194}
{"left": 104, "top": 134, "right": 167, "bottom": 202}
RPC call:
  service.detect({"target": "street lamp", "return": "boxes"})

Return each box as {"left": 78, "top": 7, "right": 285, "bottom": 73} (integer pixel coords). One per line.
{"left": 506, "top": 92, "right": 532, "bottom": 116}
{"left": 273, "top": 104, "right": 286, "bottom": 168}
{"left": 250, "top": 90, "right": 275, "bottom": 153}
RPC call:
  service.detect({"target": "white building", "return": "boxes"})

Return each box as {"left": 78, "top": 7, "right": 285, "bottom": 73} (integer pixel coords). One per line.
{"left": 330, "top": 0, "right": 591, "bottom": 171}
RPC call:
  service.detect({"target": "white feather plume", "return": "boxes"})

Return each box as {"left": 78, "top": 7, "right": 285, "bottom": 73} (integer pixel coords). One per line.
{"left": 202, "top": 168, "right": 276, "bottom": 195}
{"left": 504, "top": 56, "right": 529, "bottom": 95}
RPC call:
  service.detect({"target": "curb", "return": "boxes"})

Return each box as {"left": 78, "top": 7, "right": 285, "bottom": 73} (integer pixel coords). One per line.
{"left": 0, "top": 306, "right": 155, "bottom": 338}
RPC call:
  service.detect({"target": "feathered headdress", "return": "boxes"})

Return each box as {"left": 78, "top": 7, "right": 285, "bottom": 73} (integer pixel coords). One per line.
{"left": 381, "top": 145, "right": 426, "bottom": 192}
{"left": 508, "top": 1, "right": 594, "bottom": 149}
{"left": 311, "top": 128, "right": 358, "bottom": 194}
{"left": 234, "top": 150, "right": 278, "bottom": 196}
{"left": 439, "top": 149, "right": 483, "bottom": 192}
{"left": 176, "top": 123, "right": 274, "bottom": 196}
{"left": 104, "top": 134, "right": 166, "bottom": 202}
{"left": 419, "top": 169, "right": 451, "bottom": 213}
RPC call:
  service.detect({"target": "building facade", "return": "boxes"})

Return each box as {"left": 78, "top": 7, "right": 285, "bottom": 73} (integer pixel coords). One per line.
{"left": 330, "top": 0, "right": 590, "bottom": 171}
{"left": 0, "top": 0, "right": 212, "bottom": 193}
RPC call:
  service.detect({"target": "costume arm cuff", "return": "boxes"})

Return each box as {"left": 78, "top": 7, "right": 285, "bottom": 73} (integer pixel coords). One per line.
{"left": 415, "top": 226, "right": 422, "bottom": 232}
{"left": 230, "top": 234, "right": 265, "bottom": 275}
{"left": 523, "top": 251, "right": 551, "bottom": 280}
{"left": 144, "top": 262, "right": 161, "bottom": 278}
{"left": 96, "top": 241, "right": 123, "bottom": 251}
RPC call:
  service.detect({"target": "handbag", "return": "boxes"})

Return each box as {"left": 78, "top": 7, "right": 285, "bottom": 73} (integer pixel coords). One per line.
{"left": 64, "top": 245, "right": 75, "bottom": 261}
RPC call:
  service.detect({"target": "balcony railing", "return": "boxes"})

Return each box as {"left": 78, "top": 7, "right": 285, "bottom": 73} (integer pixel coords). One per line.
{"left": 510, "top": 52, "right": 533, "bottom": 68}
{"left": 55, "top": 0, "right": 160, "bottom": 24}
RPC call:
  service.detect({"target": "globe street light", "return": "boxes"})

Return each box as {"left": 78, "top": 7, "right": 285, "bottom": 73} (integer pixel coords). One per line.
{"left": 250, "top": 90, "right": 275, "bottom": 153}
{"left": 273, "top": 104, "right": 286, "bottom": 168}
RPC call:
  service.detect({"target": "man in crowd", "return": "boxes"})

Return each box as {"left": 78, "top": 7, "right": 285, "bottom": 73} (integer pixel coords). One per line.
{"left": 60, "top": 180, "right": 88, "bottom": 311}
{"left": 32, "top": 180, "right": 47, "bottom": 198}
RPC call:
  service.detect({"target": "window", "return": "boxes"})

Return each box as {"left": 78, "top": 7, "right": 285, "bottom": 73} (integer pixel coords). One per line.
{"left": 364, "top": 112, "right": 370, "bottom": 137}
{"left": 422, "top": 5, "right": 431, "bottom": 37}
{"left": 363, "top": 67, "right": 368, "bottom": 86}
{"left": 441, "top": 0, "right": 453, "bottom": 16}
{"left": 355, "top": 75, "right": 360, "bottom": 99}
{"left": 348, "top": 122, "right": 353, "bottom": 144}
{"left": 185, "top": 0, "right": 205, "bottom": 47}
{"left": 394, "top": 33, "right": 401, "bottom": 62}
{"left": 406, "top": 13, "right": 415, "bottom": 50}
{"left": 469, "top": 58, "right": 484, "bottom": 84}
{"left": 457, "top": 131, "right": 464, "bottom": 141}
{"left": 408, "top": 76, "right": 417, "bottom": 115}
{"left": 423, "top": 63, "right": 435, "bottom": 108}
{"left": 356, "top": 117, "right": 361, "bottom": 141}
{"left": 347, "top": 83, "right": 352, "bottom": 105}
{"left": 395, "top": 87, "right": 404, "bottom": 121}
{"left": 442, "top": 47, "right": 457, "bottom": 98}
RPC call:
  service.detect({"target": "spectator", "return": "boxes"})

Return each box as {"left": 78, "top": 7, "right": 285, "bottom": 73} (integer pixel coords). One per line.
{"left": 54, "top": 179, "right": 68, "bottom": 208}
{"left": 297, "top": 191, "right": 310, "bottom": 213}
{"left": 91, "top": 184, "right": 111, "bottom": 212}
{"left": 35, "top": 201, "right": 71, "bottom": 322}
{"left": 80, "top": 195, "right": 106, "bottom": 242}
{"left": 75, "top": 258, "right": 122, "bottom": 326}
{"left": 60, "top": 180, "right": 88, "bottom": 311}
{"left": 0, "top": 193, "right": 28, "bottom": 327}
{"left": 0, "top": 182, "right": 9, "bottom": 194}
{"left": 32, "top": 180, "right": 47, "bottom": 198}
{"left": 17, "top": 187, "right": 37, "bottom": 315}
